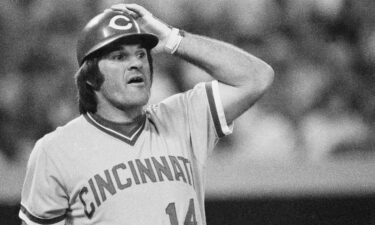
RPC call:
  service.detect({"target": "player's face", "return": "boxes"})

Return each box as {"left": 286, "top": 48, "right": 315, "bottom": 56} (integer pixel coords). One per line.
{"left": 97, "top": 44, "right": 152, "bottom": 111}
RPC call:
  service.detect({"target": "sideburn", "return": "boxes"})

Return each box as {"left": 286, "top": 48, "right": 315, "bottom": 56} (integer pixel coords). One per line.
{"left": 85, "top": 58, "right": 104, "bottom": 90}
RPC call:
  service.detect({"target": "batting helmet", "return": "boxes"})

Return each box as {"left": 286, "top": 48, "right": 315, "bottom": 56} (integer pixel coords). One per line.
{"left": 76, "top": 9, "right": 158, "bottom": 66}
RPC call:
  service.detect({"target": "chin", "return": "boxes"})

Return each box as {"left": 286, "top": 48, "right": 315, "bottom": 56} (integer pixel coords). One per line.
{"left": 122, "top": 97, "right": 150, "bottom": 109}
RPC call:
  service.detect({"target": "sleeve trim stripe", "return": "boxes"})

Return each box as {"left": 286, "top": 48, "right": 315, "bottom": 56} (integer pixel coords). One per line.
{"left": 205, "top": 81, "right": 225, "bottom": 138}
{"left": 20, "top": 204, "right": 66, "bottom": 224}
{"left": 211, "top": 80, "right": 233, "bottom": 135}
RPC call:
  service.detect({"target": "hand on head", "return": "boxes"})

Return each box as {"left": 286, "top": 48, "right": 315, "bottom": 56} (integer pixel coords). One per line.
{"left": 111, "top": 3, "right": 151, "bottom": 19}
{"left": 110, "top": 3, "right": 172, "bottom": 53}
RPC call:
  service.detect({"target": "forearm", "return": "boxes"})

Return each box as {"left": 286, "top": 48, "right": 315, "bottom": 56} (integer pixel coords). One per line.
{"left": 174, "top": 32, "right": 273, "bottom": 89}
{"left": 173, "top": 31, "right": 274, "bottom": 123}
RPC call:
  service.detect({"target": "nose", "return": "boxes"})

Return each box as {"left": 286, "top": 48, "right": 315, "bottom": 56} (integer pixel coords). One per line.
{"left": 128, "top": 56, "right": 143, "bottom": 71}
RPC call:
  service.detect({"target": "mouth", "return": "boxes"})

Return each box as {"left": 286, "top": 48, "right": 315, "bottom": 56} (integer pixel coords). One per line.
{"left": 127, "top": 75, "right": 145, "bottom": 85}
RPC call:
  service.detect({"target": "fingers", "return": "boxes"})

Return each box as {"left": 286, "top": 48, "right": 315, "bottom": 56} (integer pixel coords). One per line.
{"left": 111, "top": 4, "right": 138, "bottom": 18}
{"left": 124, "top": 4, "right": 151, "bottom": 17}
{"left": 110, "top": 3, "right": 151, "bottom": 19}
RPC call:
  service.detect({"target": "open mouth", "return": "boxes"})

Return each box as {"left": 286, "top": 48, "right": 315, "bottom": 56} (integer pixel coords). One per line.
{"left": 127, "top": 76, "right": 145, "bottom": 84}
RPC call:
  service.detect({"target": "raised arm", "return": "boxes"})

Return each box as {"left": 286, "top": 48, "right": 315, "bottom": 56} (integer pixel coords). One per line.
{"left": 175, "top": 33, "right": 274, "bottom": 123}
{"left": 111, "top": 3, "right": 274, "bottom": 123}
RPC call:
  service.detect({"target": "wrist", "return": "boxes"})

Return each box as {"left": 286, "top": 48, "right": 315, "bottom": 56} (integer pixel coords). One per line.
{"left": 164, "top": 28, "right": 184, "bottom": 54}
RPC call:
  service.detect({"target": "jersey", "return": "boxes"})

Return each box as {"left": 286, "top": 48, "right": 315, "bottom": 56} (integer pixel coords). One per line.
{"left": 19, "top": 80, "right": 233, "bottom": 225}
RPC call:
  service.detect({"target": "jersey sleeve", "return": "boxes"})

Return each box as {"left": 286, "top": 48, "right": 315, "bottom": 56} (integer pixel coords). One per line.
{"left": 19, "top": 139, "right": 68, "bottom": 225}
{"left": 203, "top": 80, "right": 233, "bottom": 138}
{"left": 187, "top": 80, "right": 233, "bottom": 162}
{"left": 154, "top": 80, "right": 233, "bottom": 164}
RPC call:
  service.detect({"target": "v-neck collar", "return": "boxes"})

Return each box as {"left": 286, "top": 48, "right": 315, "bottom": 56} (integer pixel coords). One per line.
{"left": 84, "top": 113, "right": 146, "bottom": 146}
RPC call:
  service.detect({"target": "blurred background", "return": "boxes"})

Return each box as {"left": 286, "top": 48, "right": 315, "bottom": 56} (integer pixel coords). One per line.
{"left": 1, "top": 0, "right": 375, "bottom": 224}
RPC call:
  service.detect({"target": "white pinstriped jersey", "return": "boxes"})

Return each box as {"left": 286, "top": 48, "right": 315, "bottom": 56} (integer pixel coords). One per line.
{"left": 19, "top": 80, "right": 232, "bottom": 225}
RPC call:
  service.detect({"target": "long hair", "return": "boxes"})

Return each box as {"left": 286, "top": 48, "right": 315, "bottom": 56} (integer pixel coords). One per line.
{"left": 74, "top": 48, "right": 154, "bottom": 114}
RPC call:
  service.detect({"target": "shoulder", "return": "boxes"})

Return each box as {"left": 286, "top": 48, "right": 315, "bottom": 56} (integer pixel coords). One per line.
{"left": 34, "top": 115, "right": 88, "bottom": 153}
{"left": 145, "top": 82, "right": 213, "bottom": 131}
{"left": 147, "top": 82, "right": 209, "bottom": 112}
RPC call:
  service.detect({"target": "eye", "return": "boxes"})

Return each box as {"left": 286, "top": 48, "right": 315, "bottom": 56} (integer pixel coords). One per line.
{"left": 111, "top": 53, "right": 126, "bottom": 61}
{"left": 136, "top": 51, "right": 146, "bottom": 59}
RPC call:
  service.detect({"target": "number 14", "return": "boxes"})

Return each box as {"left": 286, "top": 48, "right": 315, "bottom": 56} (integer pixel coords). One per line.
{"left": 165, "top": 198, "right": 197, "bottom": 225}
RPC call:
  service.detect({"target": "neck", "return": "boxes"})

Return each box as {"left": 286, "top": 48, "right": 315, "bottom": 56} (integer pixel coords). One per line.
{"left": 95, "top": 102, "right": 144, "bottom": 123}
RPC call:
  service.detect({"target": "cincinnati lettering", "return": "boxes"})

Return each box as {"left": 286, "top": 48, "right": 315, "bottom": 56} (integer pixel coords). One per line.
{"left": 78, "top": 155, "right": 194, "bottom": 219}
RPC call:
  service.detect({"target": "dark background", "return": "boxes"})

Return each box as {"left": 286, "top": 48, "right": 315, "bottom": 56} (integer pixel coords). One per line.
{"left": 3, "top": 195, "right": 375, "bottom": 225}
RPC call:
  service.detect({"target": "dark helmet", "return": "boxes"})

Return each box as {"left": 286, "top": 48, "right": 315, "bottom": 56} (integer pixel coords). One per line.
{"left": 76, "top": 9, "right": 158, "bottom": 66}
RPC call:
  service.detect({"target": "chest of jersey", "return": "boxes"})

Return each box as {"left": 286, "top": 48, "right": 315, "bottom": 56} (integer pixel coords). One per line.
{"left": 59, "top": 118, "right": 202, "bottom": 225}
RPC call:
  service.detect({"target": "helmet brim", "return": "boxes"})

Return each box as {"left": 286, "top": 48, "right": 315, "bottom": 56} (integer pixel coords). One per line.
{"left": 80, "top": 33, "right": 158, "bottom": 66}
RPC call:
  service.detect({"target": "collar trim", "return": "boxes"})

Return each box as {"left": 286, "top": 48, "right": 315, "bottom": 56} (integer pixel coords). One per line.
{"left": 84, "top": 113, "right": 145, "bottom": 146}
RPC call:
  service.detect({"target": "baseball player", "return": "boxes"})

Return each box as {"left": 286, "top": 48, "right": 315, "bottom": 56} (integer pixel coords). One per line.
{"left": 19, "top": 3, "right": 274, "bottom": 225}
